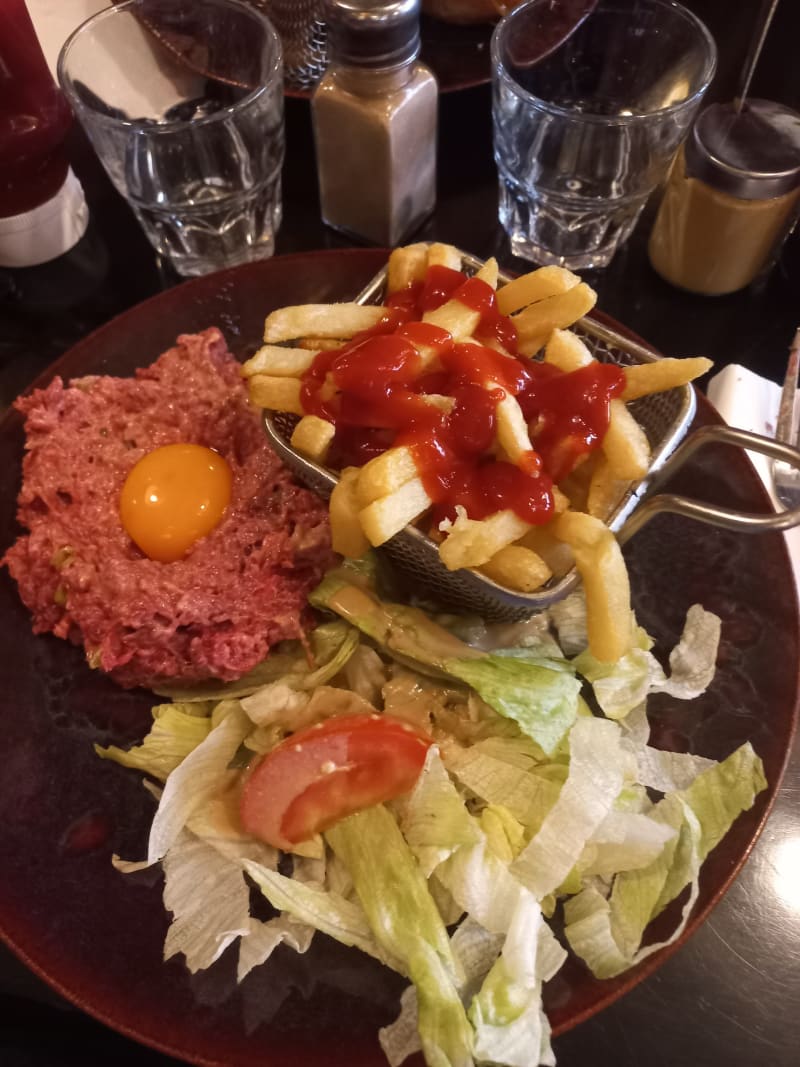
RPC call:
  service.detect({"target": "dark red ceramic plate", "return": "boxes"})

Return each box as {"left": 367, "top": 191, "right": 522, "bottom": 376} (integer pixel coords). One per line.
{"left": 0, "top": 249, "right": 797, "bottom": 1066}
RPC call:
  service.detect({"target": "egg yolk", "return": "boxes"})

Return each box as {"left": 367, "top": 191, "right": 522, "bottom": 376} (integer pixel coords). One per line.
{"left": 119, "top": 444, "right": 232, "bottom": 562}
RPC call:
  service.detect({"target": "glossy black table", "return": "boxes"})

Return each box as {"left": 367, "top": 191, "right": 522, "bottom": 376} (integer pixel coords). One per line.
{"left": 1, "top": 78, "right": 799, "bottom": 1067}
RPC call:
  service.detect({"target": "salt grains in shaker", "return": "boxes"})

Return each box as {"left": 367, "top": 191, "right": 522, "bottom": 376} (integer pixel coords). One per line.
{"left": 648, "top": 100, "right": 800, "bottom": 296}
{"left": 311, "top": 0, "right": 438, "bottom": 245}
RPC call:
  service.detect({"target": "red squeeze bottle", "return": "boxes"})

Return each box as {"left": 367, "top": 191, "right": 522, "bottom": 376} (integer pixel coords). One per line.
{"left": 0, "top": 0, "right": 89, "bottom": 266}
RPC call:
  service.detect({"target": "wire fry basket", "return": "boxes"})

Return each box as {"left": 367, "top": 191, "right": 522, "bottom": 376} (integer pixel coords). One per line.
{"left": 249, "top": 0, "right": 328, "bottom": 91}
{"left": 264, "top": 248, "right": 800, "bottom": 620}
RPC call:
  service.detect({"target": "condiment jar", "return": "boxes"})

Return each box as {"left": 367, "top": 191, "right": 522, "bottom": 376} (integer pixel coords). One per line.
{"left": 648, "top": 99, "right": 800, "bottom": 296}
{"left": 311, "top": 0, "right": 438, "bottom": 245}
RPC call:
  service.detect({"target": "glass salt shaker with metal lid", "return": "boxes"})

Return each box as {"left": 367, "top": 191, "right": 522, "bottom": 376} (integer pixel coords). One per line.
{"left": 648, "top": 99, "right": 800, "bottom": 296}
{"left": 311, "top": 0, "right": 438, "bottom": 246}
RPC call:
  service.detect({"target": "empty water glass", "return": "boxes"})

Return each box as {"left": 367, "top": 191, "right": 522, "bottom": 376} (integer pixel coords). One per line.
{"left": 492, "top": 0, "right": 717, "bottom": 269}
{"left": 58, "top": 0, "right": 284, "bottom": 277}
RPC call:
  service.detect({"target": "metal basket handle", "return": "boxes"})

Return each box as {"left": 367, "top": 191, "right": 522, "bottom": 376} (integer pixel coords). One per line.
{"left": 618, "top": 424, "right": 800, "bottom": 543}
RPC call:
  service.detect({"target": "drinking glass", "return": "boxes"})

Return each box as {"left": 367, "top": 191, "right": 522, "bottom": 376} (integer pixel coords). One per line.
{"left": 491, "top": 0, "right": 717, "bottom": 269}
{"left": 58, "top": 0, "right": 284, "bottom": 277}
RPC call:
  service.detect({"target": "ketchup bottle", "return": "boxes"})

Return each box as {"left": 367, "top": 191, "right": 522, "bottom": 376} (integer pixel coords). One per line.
{"left": 0, "top": 0, "right": 90, "bottom": 275}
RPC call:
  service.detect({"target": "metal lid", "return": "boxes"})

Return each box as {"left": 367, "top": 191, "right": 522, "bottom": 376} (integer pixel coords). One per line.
{"left": 325, "top": 0, "right": 420, "bottom": 69}
{"left": 686, "top": 99, "right": 800, "bottom": 200}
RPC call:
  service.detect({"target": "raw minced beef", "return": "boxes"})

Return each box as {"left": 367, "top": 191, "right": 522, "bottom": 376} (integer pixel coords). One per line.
{"left": 2, "top": 327, "right": 334, "bottom": 689}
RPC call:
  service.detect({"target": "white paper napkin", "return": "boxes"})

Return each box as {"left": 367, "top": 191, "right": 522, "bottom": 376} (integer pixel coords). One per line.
{"left": 29, "top": 0, "right": 205, "bottom": 119}
{"left": 707, "top": 364, "right": 800, "bottom": 587}
{"left": 27, "top": 0, "right": 111, "bottom": 81}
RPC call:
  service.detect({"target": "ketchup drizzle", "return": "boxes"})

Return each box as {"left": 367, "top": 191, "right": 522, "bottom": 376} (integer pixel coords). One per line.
{"left": 301, "top": 266, "right": 623, "bottom": 527}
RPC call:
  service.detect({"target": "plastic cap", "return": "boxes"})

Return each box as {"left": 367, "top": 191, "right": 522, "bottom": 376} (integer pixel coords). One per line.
{"left": 0, "top": 169, "right": 89, "bottom": 268}
{"left": 326, "top": 0, "right": 421, "bottom": 69}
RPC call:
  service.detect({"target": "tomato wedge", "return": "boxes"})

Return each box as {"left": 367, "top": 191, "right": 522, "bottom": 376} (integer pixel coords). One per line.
{"left": 239, "top": 713, "right": 433, "bottom": 850}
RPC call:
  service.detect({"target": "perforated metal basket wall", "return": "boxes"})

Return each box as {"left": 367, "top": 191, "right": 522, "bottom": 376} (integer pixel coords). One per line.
{"left": 264, "top": 249, "right": 696, "bottom": 620}
{"left": 250, "top": 0, "right": 328, "bottom": 91}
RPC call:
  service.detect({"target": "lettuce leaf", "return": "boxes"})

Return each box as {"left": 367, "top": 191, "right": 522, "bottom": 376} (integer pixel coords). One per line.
{"left": 563, "top": 794, "right": 691, "bottom": 978}
{"left": 511, "top": 718, "right": 632, "bottom": 900}
{"left": 658, "top": 741, "right": 766, "bottom": 907}
{"left": 153, "top": 647, "right": 307, "bottom": 702}
{"left": 243, "top": 860, "right": 398, "bottom": 970}
{"left": 652, "top": 604, "right": 721, "bottom": 699}
{"left": 404, "top": 750, "right": 527, "bottom": 936}
{"left": 441, "top": 738, "right": 564, "bottom": 835}
{"left": 579, "top": 809, "right": 678, "bottom": 879}
{"left": 326, "top": 805, "right": 474, "bottom": 1067}
{"left": 94, "top": 701, "right": 214, "bottom": 781}
{"left": 162, "top": 828, "right": 257, "bottom": 971}
{"left": 627, "top": 744, "right": 716, "bottom": 794}
{"left": 146, "top": 700, "right": 252, "bottom": 865}
{"left": 572, "top": 645, "right": 664, "bottom": 721}
{"left": 572, "top": 604, "right": 720, "bottom": 721}
{"left": 312, "top": 574, "right": 580, "bottom": 753}
{"left": 469, "top": 893, "right": 557, "bottom": 1067}
{"left": 444, "top": 656, "right": 580, "bottom": 756}
{"left": 564, "top": 742, "right": 767, "bottom": 978}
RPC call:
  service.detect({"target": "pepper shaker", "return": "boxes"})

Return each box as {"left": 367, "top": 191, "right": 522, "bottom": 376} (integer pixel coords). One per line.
{"left": 311, "top": 0, "right": 438, "bottom": 246}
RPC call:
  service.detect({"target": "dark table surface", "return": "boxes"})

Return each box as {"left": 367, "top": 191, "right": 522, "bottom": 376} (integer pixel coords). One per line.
{"left": 2, "top": 49, "right": 800, "bottom": 1067}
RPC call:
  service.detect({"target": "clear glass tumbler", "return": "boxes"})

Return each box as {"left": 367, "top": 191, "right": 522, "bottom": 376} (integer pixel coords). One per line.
{"left": 491, "top": 0, "right": 716, "bottom": 269}
{"left": 58, "top": 0, "right": 284, "bottom": 277}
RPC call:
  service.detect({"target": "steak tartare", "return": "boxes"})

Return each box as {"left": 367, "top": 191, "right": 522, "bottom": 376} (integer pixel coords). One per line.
{"left": 2, "top": 328, "right": 334, "bottom": 689}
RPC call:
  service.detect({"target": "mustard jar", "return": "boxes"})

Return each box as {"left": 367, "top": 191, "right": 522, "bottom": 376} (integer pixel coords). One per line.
{"left": 648, "top": 99, "right": 800, "bottom": 296}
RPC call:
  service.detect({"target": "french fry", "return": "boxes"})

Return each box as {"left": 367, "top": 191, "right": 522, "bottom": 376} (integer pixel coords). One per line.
{"left": 241, "top": 344, "right": 317, "bottom": 378}
{"left": 423, "top": 298, "right": 481, "bottom": 339}
{"left": 298, "top": 337, "right": 345, "bottom": 352}
{"left": 359, "top": 477, "right": 432, "bottom": 546}
{"left": 330, "top": 467, "right": 371, "bottom": 558}
{"left": 587, "top": 454, "right": 630, "bottom": 520}
{"left": 248, "top": 374, "right": 303, "bottom": 415}
{"left": 543, "top": 328, "right": 594, "bottom": 373}
{"left": 406, "top": 334, "right": 450, "bottom": 372}
{"left": 426, "top": 243, "right": 462, "bottom": 270}
{"left": 480, "top": 545, "right": 551, "bottom": 592}
{"left": 439, "top": 509, "right": 531, "bottom": 570}
{"left": 290, "top": 415, "right": 336, "bottom": 464}
{"left": 422, "top": 394, "right": 455, "bottom": 413}
{"left": 621, "top": 356, "right": 713, "bottom": 401}
{"left": 254, "top": 243, "right": 711, "bottom": 619}
{"left": 551, "top": 485, "right": 571, "bottom": 514}
{"left": 263, "top": 303, "right": 385, "bottom": 343}
{"left": 357, "top": 446, "right": 418, "bottom": 506}
{"left": 387, "top": 243, "right": 428, "bottom": 293}
{"left": 519, "top": 525, "right": 575, "bottom": 577}
{"left": 552, "top": 511, "right": 634, "bottom": 662}
{"left": 603, "top": 400, "right": 651, "bottom": 480}
{"left": 477, "top": 336, "right": 515, "bottom": 358}
{"left": 495, "top": 393, "right": 535, "bottom": 466}
{"left": 514, "top": 284, "right": 597, "bottom": 356}
{"left": 474, "top": 257, "right": 499, "bottom": 289}
{"left": 496, "top": 265, "right": 581, "bottom": 316}
{"left": 518, "top": 334, "right": 552, "bottom": 358}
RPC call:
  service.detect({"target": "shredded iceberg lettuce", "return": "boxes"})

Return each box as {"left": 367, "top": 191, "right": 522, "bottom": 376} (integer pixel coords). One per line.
{"left": 94, "top": 701, "right": 214, "bottom": 781}
{"left": 101, "top": 575, "right": 767, "bottom": 1067}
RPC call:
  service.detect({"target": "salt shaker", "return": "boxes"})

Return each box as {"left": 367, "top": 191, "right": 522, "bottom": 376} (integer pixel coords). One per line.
{"left": 648, "top": 99, "right": 800, "bottom": 296}
{"left": 311, "top": 0, "right": 438, "bottom": 245}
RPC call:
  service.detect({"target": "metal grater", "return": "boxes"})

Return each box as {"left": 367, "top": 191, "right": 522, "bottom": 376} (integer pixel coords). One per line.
{"left": 263, "top": 247, "right": 800, "bottom": 620}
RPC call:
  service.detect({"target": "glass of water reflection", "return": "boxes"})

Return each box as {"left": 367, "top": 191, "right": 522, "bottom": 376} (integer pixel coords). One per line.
{"left": 491, "top": 0, "right": 716, "bottom": 270}
{"left": 58, "top": 0, "right": 284, "bottom": 277}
